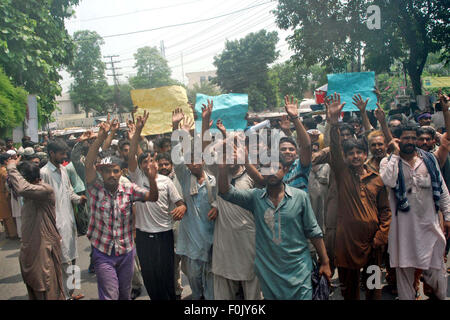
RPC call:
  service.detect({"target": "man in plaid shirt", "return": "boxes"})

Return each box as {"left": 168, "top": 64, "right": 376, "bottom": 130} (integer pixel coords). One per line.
{"left": 85, "top": 113, "right": 158, "bottom": 300}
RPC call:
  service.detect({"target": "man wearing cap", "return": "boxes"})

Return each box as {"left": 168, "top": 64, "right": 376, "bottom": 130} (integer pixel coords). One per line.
{"left": 40, "top": 140, "right": 87, "bottom": 300}
{"left": 417, "top": 112, "right": 432, "bottom": 127}
{"left": 85, "top": 114, "right": 159, "bottom": 300}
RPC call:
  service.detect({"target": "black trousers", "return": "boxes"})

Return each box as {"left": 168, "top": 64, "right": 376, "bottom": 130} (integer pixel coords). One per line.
{"left": 135, "top": 229, "right": 176, "bottom": 300}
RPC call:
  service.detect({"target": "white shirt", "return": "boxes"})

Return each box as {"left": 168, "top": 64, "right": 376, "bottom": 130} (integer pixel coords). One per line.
{"left": 129, "top": 167, "right": 182, "bottom": 233}
{"left": 41, "top": 161, "right": 81, "bottom": 263}
{"left": 380, "top": 154, "right": 450, "bottom": 270}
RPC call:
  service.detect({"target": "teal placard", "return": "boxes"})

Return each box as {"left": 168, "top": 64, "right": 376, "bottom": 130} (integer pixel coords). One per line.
{"left": 327, "top": 72, "right": 377, "bottom": 112}
{"left": 194, "top": 93, "right": 249, "bottom": 131}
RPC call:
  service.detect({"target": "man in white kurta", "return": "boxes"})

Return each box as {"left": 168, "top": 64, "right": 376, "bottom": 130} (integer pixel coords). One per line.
{"left": 41, "top": 146, "right": 83, "bottom": 300}
{"left": 380, "top": 145, "right": 450, "bottom": 299}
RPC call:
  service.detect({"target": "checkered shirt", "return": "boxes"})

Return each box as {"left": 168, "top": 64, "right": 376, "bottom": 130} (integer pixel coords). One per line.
{"left": 87, "top": 179, "right": 148, "bottom": 255}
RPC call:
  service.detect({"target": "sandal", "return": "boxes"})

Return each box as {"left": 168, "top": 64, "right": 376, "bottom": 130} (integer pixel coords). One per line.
{"left": 70, "top": 293, "right": 85, "bottom": 300}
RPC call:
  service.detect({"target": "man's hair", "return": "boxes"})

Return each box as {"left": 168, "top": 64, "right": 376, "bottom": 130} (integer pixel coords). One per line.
{"left": 119, "top": 139, "right": 130, "bottom": 151}
{"left": 434, "top": 102, "right": 442, "bottom": 112}
{"left": 21, "top": 136, "right": 31, "bottom": 144}
{"left": 5, "top": 137, "right": 12, "bottom": 142}
{"left": 279, "top": 136, "right": 298, "bottom": 149}
{"left": 302, "top": 117, "right": 317, "bottom": 130}
{"left": 0, "top": 153, "right": 11, "bottom": 165}
{"left": 367, "top": 130, "right": 385, "bottom": 143}
{"left": 389, "top": 114, "right": 403, "bottom": 123}
{"left": 156, "top": 152, "right": 172, "bottom": 163}
{"left": 17, "top": 161, "right": 40, "bottom": 183}
{"left": 137, "top": 151, "right": 156, "bottom": 166}
{"left": 24, "top": 154, "right": 40, "bottom": 162}
{"left": 417, "top": 126, "right": 436, "bottom": 139}
{"left": 47, "top": 140, "right": 68, "bottom": 155}
{"left": 22, "top": 140, "right": 35, "bottom": 148}
{"left": 339, "top": 123, "right": 355, "bottom": 135}
{"left": 342, "top": 138, "right": 368, "bottom": 155}
{"left": 349, "top": 116, "right": 362, "bottom": 125}
{"left": 156, "top": 137, "right": 171, "bottom": 149}
{"left": 392, "top": 124, "right": 419, "bottom": 138}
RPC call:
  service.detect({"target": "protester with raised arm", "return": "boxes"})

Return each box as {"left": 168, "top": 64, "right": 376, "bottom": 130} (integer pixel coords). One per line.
{"left": 128, "top": 111, "right": 186, "bottom": 300}
{"left": 84, "top": 114, "right": 158, "bottom": 300}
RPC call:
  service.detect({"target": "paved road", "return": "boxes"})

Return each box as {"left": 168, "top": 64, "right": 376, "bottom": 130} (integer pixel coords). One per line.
{"left": 0, "top": 229, "right": 448, "bottom": 300}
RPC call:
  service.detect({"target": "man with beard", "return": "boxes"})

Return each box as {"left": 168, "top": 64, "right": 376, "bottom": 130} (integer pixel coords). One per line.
{"left": 85, "top": 114, "right": 158, "bottom": 300}
{"left": 128, "top": 112, "right": 186, "bottom": 300}
{"left": 366, "top": 131, "right": 387, "bottom": 173}
{"left": 40, "top": 140, "right": 87, "bottom": 300}
{"left": 218, "top": 151, "right": 331, "bottom": 299}
{"left": 380, "top": 125, "right": 450, "bottom": 300}
{"left": 327, "top": 93, "right": 391, "bottom": 300}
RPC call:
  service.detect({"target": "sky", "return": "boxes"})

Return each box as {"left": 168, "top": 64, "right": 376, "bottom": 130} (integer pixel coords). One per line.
{"left": 60, "top": 0, "right": 295, "bottom": 92}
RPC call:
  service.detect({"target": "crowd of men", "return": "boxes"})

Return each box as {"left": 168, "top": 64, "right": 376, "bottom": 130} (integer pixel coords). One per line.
{"left": 0, "top": 90, "right": 449, "bottom": 301}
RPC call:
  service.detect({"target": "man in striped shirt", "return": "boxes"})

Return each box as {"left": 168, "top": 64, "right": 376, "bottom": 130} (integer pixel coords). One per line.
{"left": 85, "top": 114, "right": 158, "bottom": 300}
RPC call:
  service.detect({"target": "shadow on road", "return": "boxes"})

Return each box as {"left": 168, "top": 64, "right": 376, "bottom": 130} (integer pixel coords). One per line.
{"left": 0, "top": 273, "right": 23, "bottom": 284}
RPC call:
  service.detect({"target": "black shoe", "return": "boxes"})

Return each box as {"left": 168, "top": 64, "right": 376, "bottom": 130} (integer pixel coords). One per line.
{"left": 131, "top": 288, "right": 141, "bottom": 300}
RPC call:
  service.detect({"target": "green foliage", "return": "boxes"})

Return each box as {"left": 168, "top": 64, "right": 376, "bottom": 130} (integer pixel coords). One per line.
{"left": 186, "top": 81, "right": 222, "bottom": 105}
{"left": 274, "top": 0, "right": 449, "bottom": 97}
{"left": 129, "top": 46, "right": 176, "bottom": 89}
{"left": 0, "top": 67, "right": 27, "bottom": 131}
{"left": 68, "top": 30, "right": 109, "bottom": 116}
{"left": 104, "top": 83, "right": 134, "bottom": 113}
{"left": 0, "top": 0, "right": 79, "bottom": 126}
{"left": 269, "top": 60, "right": 327, "bottom": 102}
{"left": 213, "top": 29, "right": 279, "bottom": 111}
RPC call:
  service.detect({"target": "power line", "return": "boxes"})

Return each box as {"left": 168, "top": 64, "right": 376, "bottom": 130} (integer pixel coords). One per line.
{"left": 67, "top": 0, "right": 208, "bottom": 23}
{"left": 101, "top": 1, "right": 273, "bottom": 39}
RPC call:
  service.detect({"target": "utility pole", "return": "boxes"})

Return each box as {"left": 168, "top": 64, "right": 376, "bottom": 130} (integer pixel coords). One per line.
{"left": 160, "top": 40, "right": 166, "bottom": 58}
{"left": 104, "top": 55, "right": 122, "bottom": 117}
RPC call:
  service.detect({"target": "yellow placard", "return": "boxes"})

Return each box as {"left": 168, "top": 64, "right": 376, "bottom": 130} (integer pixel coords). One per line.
{"left": 130, "top": 85, "right": 193, "bottom": 135}
{"left": 423, "top": 77, "right": 450, "bottom": 88}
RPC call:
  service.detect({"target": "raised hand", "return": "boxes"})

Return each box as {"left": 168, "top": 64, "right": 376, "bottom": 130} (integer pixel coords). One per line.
{"left": 172, "top": 107, "right": 185, "bottom": 129}
{"left": 279, "top": 114, "right": 291, "bottom": 131}
{"left": 98, "top": 114, "right": 112, "bottom": 140}
{"left": 216, "top": 119, "right": 226, "bottom": 136}
{"left": 202, "top": 99, "right": 214, "bottom": 129}
{"left": 373, "top": 87, "right": 381, "bottom": 103}
{"left": 181, "top": 116, "right": 195, "bottom": 133}
{"left": 374, "top": 102, "right": 386, "bottom": 123}
{"left": 388, "top": 138, "right": 401, "bottom": 155}
{"left": 325, "top": 93, "right": 346, "bottom": 124}
{"left": 142, "top": 160, "right": 157, "bottom": 180}
{"left": 79, "top": 130, "right": 93, "bottom": 142}
{"left": 110, "top": 118, "right": 120, "bottom": 132}
{"left": 284, "top": 95, "right": 299, "bottom": 119}
{"left": 135, "top": 110, "right": 149, "bottom": 132}
{"left": 439, "top": 92, "right": 449, "bottom": 113}
{"left": 127, "top": 120, "right": 136, "bottom": 140}
{"left": 352, "top": 94, "right": 369, "bottom": 112}
{"left": 6, "top": 155, "right": 21, "bottom": 166}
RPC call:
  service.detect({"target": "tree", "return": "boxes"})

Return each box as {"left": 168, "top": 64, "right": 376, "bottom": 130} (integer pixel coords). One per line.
{"left": 0, "top": 67, "right": 27, "bottom": 136}
{"left": 186, "top": 81, "right": 222, "bottom": 104}
{"left": 129, "top": 46, "right": 175, "bottom": 89}
{"left": 68, "top": 30, "right": 109, "bottom": 117}
{"left": 274, "top": 0, "right": 449, "bottom": 97}
{"left": 104, "top": 83, "right": 134, "bottom": 113}
{"left": 213, "top": 30, "right": 279, "bottom": 111}
{"left": 269, "top": 61, "right": 327, "bottom": 102}
{"left": 0, "top": 0, "right": 80, "bottom": 126}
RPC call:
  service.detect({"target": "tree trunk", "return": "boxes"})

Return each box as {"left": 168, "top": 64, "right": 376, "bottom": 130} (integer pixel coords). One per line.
{"left": 408, "top": 69, "right": 422, "bottom": 97}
